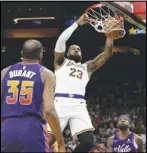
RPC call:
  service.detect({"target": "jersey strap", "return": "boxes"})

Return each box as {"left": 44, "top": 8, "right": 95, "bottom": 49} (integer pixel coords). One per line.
{"left": 54, "top": 93, "right": 84, "bottom": 99}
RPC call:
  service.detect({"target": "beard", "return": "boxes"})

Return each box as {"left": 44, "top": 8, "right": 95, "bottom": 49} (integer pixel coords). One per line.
{"left": 118, "top": 123, "right": 129, "bottom": 131}
{"left": 68, "top": 55, "right": 81, "bottom": 63}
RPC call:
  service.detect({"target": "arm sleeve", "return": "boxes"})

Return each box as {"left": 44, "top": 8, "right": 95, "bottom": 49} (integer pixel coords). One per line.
{"left": 54, "top": 22, "right": 78, "bottom": 53}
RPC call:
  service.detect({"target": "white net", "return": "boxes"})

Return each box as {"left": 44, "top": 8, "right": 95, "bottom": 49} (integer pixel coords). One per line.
{"left": 85, "top": 4, "right": 126, "bottom": 38}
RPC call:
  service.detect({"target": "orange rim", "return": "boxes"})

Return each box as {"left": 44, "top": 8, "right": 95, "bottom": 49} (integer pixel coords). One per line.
{"left": 85, "top": 3, "right": 104, "bottom": 14}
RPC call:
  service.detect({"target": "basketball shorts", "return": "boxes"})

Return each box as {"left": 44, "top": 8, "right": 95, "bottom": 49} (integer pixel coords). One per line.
{"left": 1, "top": 116, "right": 50, "bottom": 152}
{"left": 47, "top": 101, "right": 95, "bottom": 138}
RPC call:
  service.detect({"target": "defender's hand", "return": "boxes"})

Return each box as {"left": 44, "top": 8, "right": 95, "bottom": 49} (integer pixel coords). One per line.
{"left": 76, "top": 14, "right": 87, "bottom": 26}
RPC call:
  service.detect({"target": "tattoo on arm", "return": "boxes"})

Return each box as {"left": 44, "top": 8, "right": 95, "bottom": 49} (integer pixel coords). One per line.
{"left": 87, "top": 51, "right": 113, "bottom": 73}
{"left": 86, "top": 38, "right": 113, "bottom": 73}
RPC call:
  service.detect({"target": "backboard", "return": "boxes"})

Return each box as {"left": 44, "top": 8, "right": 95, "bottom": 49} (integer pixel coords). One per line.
{"left": 101, "top": 2, "right": 146, "bottom": 31}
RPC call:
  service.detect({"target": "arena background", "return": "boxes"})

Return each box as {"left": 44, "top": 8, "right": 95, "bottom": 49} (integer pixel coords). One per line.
{"left": 1, "top": 2, "right": 146, "bottom": 152}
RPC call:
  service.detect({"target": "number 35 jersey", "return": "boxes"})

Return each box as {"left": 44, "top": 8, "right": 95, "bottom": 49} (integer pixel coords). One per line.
{"left": 1, "top": 63, "right": 44, "bottom": 122}
{"left": 55, "top": 59, "right": 90, "bottom": 99}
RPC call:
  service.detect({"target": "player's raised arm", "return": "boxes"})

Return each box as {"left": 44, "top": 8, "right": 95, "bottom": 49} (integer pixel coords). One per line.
{"left": 54, "top": 14, "right": 87, "bottom": 69}
{"left": 42, "top": 68, "right": 65, "bottom": 152}
{"left": 85, "top": 37, "right": 113, "bottom": 75}
{"left": 106, "top": 136, "right": 113, "bottom": 152}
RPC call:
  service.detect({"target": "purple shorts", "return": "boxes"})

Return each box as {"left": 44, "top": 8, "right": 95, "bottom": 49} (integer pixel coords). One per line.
{"left": 1, "top": 116, "right": 50, "bottom": 152}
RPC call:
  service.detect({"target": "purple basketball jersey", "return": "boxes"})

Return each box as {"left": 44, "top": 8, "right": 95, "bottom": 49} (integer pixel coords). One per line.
{"left": 1, "top": 63, "right": 44, "bottom": 122}
{"left": 113, "top": 132, "right": 138, "bottom": 152}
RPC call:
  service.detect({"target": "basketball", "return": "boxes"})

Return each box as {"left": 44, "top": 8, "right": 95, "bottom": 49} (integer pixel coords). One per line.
{"left": 104, "top": 19, "right": 125, "bottom": 39}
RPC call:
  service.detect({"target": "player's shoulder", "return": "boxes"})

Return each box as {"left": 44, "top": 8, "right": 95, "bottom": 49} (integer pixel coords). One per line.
{"left": 55, "top": 58, "right": 69, "bottom": 71}
{"left": 1, "top": 66, "right": 12, "bottom": 81}
{"left": 1, "top": 65, "right": 11, "bottom": 74}
{"left": 41, "top": 67, "right": 54, "bottom": 77}
{"left": 108, "top": 135, "right": 114, "bottom": 141}
{"left": 134, "top": 133, "right": 144, "bottom": 145}
{"left": 134, "top": 133, "right": 142, "bottom": 140}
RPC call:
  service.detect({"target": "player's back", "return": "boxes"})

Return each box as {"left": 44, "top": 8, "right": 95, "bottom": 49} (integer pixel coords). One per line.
{"left": 113, "top": 132, "right": 138, "bottom": 152}
{"left": 1, "top": 62, "right": 44, "bottom": 120}
{"left": 1, "top": 62, "right": 49, "bottom": 152}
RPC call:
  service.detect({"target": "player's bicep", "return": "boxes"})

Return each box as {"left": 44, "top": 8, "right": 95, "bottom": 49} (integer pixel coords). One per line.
{"left": 42, "top": 69, "right": 56, "bottom": 113}
{"left": 106, "top": 137, "right": 113, "bottom": 152}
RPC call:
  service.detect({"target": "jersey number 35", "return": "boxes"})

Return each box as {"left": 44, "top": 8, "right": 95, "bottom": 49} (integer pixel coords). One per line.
{"left": 6, "top": 80, "right": 34, "bottom": 105}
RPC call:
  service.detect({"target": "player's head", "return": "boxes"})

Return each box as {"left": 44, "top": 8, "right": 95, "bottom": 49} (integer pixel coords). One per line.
{"left": 21, "top": 39, "right": 43, "bottom": 62}
{"left": 117, "top": 114, "right": 130, "bottom": 131}
{"left": 67, "top": 45, "right": 82, "bottom": 63}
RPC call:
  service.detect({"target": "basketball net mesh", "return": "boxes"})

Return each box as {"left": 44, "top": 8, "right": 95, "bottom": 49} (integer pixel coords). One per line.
{"left": 85, "top": 5, "right": 126, "bottom": 38}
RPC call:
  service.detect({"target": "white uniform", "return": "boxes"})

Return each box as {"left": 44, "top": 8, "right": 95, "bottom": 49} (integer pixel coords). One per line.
{"left": 47, "top": 58, "right": 94, "bottom": 137}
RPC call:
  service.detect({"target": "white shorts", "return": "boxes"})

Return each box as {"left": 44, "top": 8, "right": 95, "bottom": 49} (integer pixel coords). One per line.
{"left": 46, "top": 102, "right": 94, "bottom": 138}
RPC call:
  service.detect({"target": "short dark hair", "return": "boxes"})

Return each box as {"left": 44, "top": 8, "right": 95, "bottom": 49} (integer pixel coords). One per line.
{"left": 21, "top": 39, "right": 43, "bottom": 60}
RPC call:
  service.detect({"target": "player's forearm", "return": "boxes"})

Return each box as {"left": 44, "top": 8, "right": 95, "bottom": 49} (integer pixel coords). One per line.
{"left": 103, "top": 37, "right": 113, "bottom": 55}
{"left": 54, "top": 23, "right": 78, "bottom": 53}
{"left": 45, "top": 110, "right": 64, "bottom": 146}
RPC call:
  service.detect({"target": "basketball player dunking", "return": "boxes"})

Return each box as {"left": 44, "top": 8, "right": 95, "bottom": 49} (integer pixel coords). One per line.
{"left": 47, "top": 14, "right": 122, "bottom": 152}
{"left": 1, "top": 40, "right": 65, "bottom": 152}
{"left": 107, "top": 115, "right": 144, "bottom": 152}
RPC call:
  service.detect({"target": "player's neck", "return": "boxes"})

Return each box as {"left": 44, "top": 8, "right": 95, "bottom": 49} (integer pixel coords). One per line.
{"left": 21, "top": 58, "right": 39, "bottom": 64}
{"left": 119, "top": 129, "right": 130, "bottom": 139}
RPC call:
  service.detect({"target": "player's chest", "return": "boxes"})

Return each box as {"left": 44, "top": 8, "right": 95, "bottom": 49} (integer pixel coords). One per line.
{"left": 114, "top": 141, "right": 134, "bottom": 152}
{"left": 64, "top": 65, "right": 87, "bottom": 80}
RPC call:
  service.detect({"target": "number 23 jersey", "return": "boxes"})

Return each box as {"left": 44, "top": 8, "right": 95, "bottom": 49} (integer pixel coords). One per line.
{"left": 55, "top": 59, "right": 90, "bottom": 97}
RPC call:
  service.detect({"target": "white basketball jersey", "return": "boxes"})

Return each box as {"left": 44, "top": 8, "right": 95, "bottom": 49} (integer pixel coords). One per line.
{"left": 54, "top": 59, "right": 90, "bottom": 105}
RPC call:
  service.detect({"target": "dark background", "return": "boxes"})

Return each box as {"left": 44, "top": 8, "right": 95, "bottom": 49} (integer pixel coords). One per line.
{"left": 1, "top": 1, "right": 146, "bottom": 90}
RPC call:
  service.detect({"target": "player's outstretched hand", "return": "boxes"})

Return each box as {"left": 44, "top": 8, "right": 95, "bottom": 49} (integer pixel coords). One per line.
{"left": 76, "top": 14, "right": 87, "bottom": 26}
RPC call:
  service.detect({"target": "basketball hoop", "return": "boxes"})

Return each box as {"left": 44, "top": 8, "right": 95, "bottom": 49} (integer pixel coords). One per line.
{"left": 85, "top": 3, "right": 126, "bottom": 38}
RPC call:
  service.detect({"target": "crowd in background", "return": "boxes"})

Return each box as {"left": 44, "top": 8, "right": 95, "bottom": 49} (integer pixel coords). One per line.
{"left": 62, "top": 79, "right": 146, "bottom": 152}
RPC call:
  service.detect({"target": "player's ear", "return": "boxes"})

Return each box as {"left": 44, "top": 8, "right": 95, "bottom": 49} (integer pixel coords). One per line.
{"left": 21, "top": 50, "right": 23, "bottom": 56}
